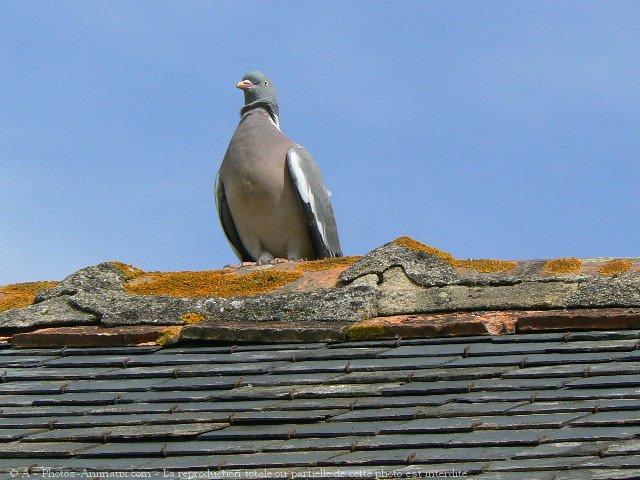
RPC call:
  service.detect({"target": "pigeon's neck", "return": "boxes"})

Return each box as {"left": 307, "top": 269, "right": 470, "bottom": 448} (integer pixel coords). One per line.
{"left": 240, "top": 101, "right": 280, "bottom": 130}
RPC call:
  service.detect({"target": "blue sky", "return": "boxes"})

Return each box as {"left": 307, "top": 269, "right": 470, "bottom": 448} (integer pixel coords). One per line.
{"left": 2, "top": 1, "right": 639, "bottom": 284}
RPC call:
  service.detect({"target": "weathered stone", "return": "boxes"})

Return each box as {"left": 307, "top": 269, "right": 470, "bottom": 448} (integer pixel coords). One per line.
{"left": 71, "top": 292, "right": 205, "bottom": 326}
{"left": 10, "top": 325, "right": 181, "bottom": 348}
{"left": 35, "top": 263, "right": 126, "bottom": 303}
{"left": 517, "top": 308, "right": 640, "bottom": 332}
{"left": 0, "top": 296, "right": 97, "bottom": 330}
{"left": 205, "top": 285, "right": 378, "bottom": 323}
{"left": 377, "top": 267, "right": 579, "bottom": 316}
{"left": 348, "top": 311, "right": 517, "bottom": 340}
{"left": 339, "top": 241, "right": 460, "bottom": 287}
{"left": 568, "top": 276, "right": 640, "bottom": 308}
{"left": 183, "top": 321, "right": 350, "bottom": 343}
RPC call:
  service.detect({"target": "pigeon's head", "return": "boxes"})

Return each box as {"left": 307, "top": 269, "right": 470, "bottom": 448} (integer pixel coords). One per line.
{"left": 236, "top": 71, "right": 279, "bottom": 110}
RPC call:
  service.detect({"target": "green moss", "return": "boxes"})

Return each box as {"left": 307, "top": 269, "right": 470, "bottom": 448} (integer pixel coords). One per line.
{"left": 544, "top": 258, "right": 582, "bottom": 275}
{"left": 599, "top": 259, "right": 633, "bottom": 275}
{"left": 394, "top": 236, "right": 517, "bottom": 273}
{"left": 125, "top": 269, "right": 303, "bottom": 298}
{"left": 0, "top": 281, "right": 59, "bottom": 313}
{"left": 347, "top": 321, "right": 386, "bottom": 339}
{"left": 296, "top": 256, "right": 363, "bottom": 272}
{"left": 156, "top": 326, "right": 183, "bottom": 346}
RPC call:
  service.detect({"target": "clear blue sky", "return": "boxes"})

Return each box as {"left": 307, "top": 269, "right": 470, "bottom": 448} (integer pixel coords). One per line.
{"left": 2, "top": 1, "right": 639, "bottom": 284}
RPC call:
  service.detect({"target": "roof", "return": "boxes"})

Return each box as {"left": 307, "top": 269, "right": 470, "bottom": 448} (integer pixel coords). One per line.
{"left": 2, "top": 237, "right": 640, "bottom": 478}
{"left": 1, "top": 331, "right": 640, "bottom": 478}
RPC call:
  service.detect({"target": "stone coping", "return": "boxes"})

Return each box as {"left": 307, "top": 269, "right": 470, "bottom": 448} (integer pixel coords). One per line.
{"left": 2, "top": 237, "right": 640, "bottom": 348}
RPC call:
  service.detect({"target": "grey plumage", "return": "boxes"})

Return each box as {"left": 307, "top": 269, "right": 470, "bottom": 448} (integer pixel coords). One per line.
{"left": 216, "top": 71, "right": 342, "bottom": 262}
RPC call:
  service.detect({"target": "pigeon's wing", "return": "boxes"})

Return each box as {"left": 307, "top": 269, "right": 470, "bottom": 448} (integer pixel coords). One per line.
{"left": 215, "top": 173, "right": 254, "bottom": 262}
{"left": 286, "top": 145, "right": 342, "bottom": 258}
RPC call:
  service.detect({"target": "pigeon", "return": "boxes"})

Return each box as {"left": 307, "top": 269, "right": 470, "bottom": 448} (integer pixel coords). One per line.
{"left": 215, "top": 71, "right": 342, "bottom": 263}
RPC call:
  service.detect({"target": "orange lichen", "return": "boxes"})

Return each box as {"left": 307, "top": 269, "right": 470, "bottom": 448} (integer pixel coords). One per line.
{"left": 296, "top": 256, "right": 363, "bottom": 272}
{"left": 0, "top": 281, "right": 59, "bottom": 313}
{"left": 544, "top": 258, "right": 583, "bottom": 275}
{"left": 182, "top": 312, "right": 207, "bottom": 324}
{"left": 125, "top": 269, "right": 302, "bottom": 298}
{"left": 110, "top": 262, "right": 146, "bottom": 280}
{"left": 598, "top": 259, "right": 633, "bottom": 276}
{"left": 394, "top": 237, "right": 517, "bottom": 273}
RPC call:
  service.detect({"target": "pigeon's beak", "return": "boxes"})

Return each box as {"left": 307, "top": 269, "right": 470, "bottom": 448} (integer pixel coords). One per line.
{"left": 236, "top": 80, "right": 253, "bottom": 90}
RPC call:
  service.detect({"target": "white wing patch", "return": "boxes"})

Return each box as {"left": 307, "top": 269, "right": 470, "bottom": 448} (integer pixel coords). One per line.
{"left": 288, "top": 149, "right": 328, "bottom": 246}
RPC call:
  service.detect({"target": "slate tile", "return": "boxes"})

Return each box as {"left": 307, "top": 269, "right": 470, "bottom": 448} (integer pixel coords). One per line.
{"left": 326, "top": 446, "right": 525, "bottom": 466}
{"left": 565, "top": 330, "right": 640, "bottom": 341}
{"left": 200, "top": 421, "right": 400, "bottom": 440}
{"left": 22, "top": 423, "right": 226, "bottom": 442}
{"left": 582, "top": 455, "right": 640, "bottom": 468}
{"left": 0, "top": 441, "right": 98, "bottom": 458}
{"left": 47, "top": 411, "right": 233, "bottom": 428}
{"left": 545, "top": 469, "right": 640, "bottom": 480}
{"left": 163, "top": 439, "right": 279, "bottom": 456}
{"left": 234, "top": 372, "right": 343, "bottom": 387}
{"left": 472, "top": 377, "right": 568, "bottom": 391}
{"left": 604, "top": 438, "right": 640, "bottom": 455}
{"left": 0, "top": 428, "right": 46, "bottom": 441}
{"left": 446, "top": 351, "right": 632, "bottom": 368}
{"left": 0, "top": 416, "right": 54, "bottom": 429}
{"left": 44, "top": 355, "right": 137, "bottom": 368}
{"left": 259, "top": 436, "right": 364, "bottom": 452}
{"left": 73, "top": 441, "right": 167, "bottom": 458}
{"left": 0, "top": 381, "right": 71, "bottom": 395}
{"left": 32, "top": 392, "right": 134, "bottom": 406}
{"left": 0, "top": 348, "right": 63, "bottom": 356}
{"left": 487, "top": 455, "right": 596, "bottom": 471}
{"left": 0, "top": 457, "right": 157, "bottom": 471}
{"left": 472, "top": 472, "right": 556, "bottom": 480}
{"left": 267, "top": 397, "right": 365, "bottom": 411}
{"left": 349, "top": 394, "right": 454, "bottom": 408}
{"left": 565, "top": 374, "right": 640, "bottom": 389}
{"left": 382, "top": 379, "right": 480, "bottom": 396}
{"left": 291, "top": 347, "right": 391, "bottom": 361}
{"left": 508, "top": 398, "right": 640, "bottom": 415}
{"left": 380, "top": 417, "right": 481, "bottom": 434}
{"left": 271, "top": 356, "right": 455, "bottom": 374}
{"left": 232, "top": 409, "right": 345, "bottom": 424}
{"left": 150, "top": 376, "right": 236, "bottom": 391}
{"left": 416, "top": 401, "right": 527, "bottom": 418}
{"left": 148, "top": 450, "right": 348, "bottom": 469}
{"left": 398, "top": 462, "right": 488, "bottom": 476}
{"left": 501, "top": 364, "right": 586, "bottom": 379}
{"left": 570, "top": 410, "right": 640, "bottom": 427}
{"left": 325, "top": 406, "right": 423, "bottom": 422}
{"left": 375, "top": 344, "right": 471, "bottom": 358}
{"left": 0, "top": 367, "right": 118, "bottom": 381}
{"left": 542, "top": 426, "right": 640, "bottom": 443}
{"left": 95, "top": 362, "right": 289, "bottom": 379}
{"left": 0, "top": 394, "right": 37, "bottom": 407}
{"left": 63, "top": 377, "right": 168, "bottom": 393}
{"left": 0, "top": 356, "right": 58, "bottom": 367}
{"left": 451, "top": 390, "right": 535, "bottom": 403}
{"left": 533, "top": 387, "right": 640, "bottom": 402}
{"left": 117, "top": 389, "right": 232, "bottom": 403}
{"left": 512, "top": 441, "right": 608, "bottom": 459}
{"left": 447, "top": 428, "right": 555, "bottom": 447}
{"left": 0, "top": 405, "right": 99, "bottom": 418}
{"left": 474, "top": 412, "right": 588, "bottom": 430}
{"left": 355, "top": 433, "right": 461, "bottom": 450}
{"left": 489, "top": 332, "right": 568, "bottom": 343}
{"left": 211, "top": 383, "right": 402, "bottom": 401}
{"left": 545, "top": 339, "right": 639, "bottom": 353}
{"left": 588, "top": 361, "right": 640, "bottom": 376}
{"left": 61, "top": 346, "right": 161, "bottom": 356}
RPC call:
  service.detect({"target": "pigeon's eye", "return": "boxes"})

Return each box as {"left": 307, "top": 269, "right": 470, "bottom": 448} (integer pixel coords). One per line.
{"left": 264, "top": 80, "right": 269, "bottom": 86}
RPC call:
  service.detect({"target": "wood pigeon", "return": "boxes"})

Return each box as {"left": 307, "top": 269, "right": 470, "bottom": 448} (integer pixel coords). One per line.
{"left": 215, "top": 71, "right": 342, "bottom": 263}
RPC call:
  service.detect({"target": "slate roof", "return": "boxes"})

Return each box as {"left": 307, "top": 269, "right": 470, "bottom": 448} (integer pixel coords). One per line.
{"left": 1, "top": 330, "right": 640, "bottom": 479}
